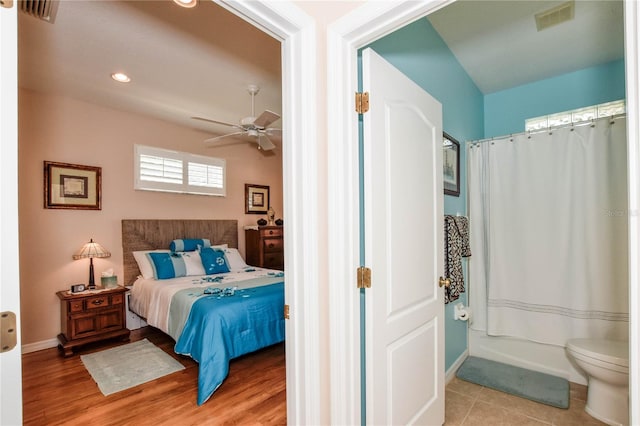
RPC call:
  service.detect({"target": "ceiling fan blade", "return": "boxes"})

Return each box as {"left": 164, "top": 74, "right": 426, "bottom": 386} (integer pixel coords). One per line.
{"left": 253, "top": 110, "right": 280, "bottom": 129}
{"left": 257, "top": 134, "right": 276, "bottom": 151}
{"left": 192, "top": 116, "right": 243, "bottom": 130}
{"left": 204, "top": 131, "right": 247, "bottom": 146}
{"left": 264, "top": 128, "right": 282, "bottom": 139}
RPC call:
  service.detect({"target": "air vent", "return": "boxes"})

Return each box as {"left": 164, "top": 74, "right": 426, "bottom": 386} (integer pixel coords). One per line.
{"left": 535, "top": 1, "right": 574, "bottom": 32}
{"left": 19, "top": 0, "right": 58, "bottom": 23}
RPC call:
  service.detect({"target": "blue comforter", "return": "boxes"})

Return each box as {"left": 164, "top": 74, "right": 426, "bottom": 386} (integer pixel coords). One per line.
{"left": 174, "top": 282, "right": 285, "bottom": 405}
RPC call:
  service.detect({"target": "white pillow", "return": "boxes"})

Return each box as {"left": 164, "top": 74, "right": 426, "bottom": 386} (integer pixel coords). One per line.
{"left": 223, "top": 247, "right": 248, "bottom": 270}
{"left": 180, "top": 251, "right": 206, "bottom": 276}
{"left": 132, "top": 249, "right": 171, "bottom": 279}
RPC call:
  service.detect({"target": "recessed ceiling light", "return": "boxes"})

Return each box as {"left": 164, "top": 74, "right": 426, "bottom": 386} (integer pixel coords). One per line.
{"left": 111, "top": 72, "right": 131, "bottom": 83}
{"left": 173, "top": 0, "right": 197, "bottom": 8}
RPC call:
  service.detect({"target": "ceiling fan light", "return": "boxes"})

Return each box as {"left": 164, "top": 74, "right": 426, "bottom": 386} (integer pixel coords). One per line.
{"left": 173, "top": 0, "right": 197, "bottom": 8}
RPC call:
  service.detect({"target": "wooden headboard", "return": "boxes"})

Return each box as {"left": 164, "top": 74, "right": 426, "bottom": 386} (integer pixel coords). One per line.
{"left": 121, "top": 219, "right": 238, "bottom": 285}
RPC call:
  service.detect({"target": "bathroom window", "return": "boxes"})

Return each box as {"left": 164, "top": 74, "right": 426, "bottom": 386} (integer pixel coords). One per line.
{"left": 525, "top": 99, "right": 626, "bottom": 131}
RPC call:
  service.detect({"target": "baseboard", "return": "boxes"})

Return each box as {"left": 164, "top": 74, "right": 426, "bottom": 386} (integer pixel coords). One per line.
{"left": 445, "top": 349, "right": 469, "bottom": 384}
{"left": 22, "top": 338, "right": 59, "bottom": 354}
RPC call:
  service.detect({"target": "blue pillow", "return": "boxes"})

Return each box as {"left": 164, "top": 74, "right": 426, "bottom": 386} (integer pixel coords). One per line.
{"left": 147, "top": 252, "right": 187, "bottom": 280}
{"left": 170, "top": 238, "right": 211, "bottom": 252}
{"left": 199, "top": 247, "right": 230, "bottom": 275}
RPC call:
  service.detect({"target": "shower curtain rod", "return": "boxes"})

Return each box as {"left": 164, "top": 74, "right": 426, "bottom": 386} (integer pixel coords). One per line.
{"left": 467, "top": 113, "right": 627, "bottom": 145}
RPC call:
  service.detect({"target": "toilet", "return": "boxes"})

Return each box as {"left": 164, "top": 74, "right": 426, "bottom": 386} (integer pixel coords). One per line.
{"left": 566, "top": 339, "right": 629, "bottom": 426}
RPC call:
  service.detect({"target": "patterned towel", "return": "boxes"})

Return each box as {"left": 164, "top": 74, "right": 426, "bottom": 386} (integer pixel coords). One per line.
{"left": 444, "top": 215, "right": 471, "bottom": 303}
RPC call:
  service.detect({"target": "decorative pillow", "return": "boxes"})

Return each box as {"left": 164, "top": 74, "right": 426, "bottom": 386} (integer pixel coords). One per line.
{"left": 147, "top": 251, "right": 206, "bottom": 280}
{"left": 179, "top": 251, "right": 206, "bottom": 276}
{"left": 132, "top": 250, "right": 171, "bottom": 279}
{"left": 147, "top": 252, "right": 184, "bottom": 280}
{"left": 169, "top": 238, "right": 212, "bottom": 252}
{"left": 223, "top": 247, "right": 248, "bottom": 270}
{"left": 199, "top": 247, "right": 231, "bottom": 275}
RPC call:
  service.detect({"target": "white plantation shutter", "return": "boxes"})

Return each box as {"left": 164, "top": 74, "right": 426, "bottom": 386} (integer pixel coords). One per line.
{"left": 140, "top": 155, "right": 183, "bottom": 184}
{"left": 134, "top": 145, "right": 226, "bottom": 196}
{"left": 188, "top": 161, "right": 224, "bottom": 188}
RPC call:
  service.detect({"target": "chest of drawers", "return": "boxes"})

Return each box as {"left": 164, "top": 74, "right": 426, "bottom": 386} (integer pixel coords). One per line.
{"left": 56, "top": 286, "right": 130, "bottom": 356}
{"left": 245, "top": 225, "right": 284, "bottom": 270}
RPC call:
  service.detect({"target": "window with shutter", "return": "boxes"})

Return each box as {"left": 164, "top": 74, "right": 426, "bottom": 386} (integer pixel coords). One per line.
{"left": 134, "top": 145, "right": 226, "bottom": 196}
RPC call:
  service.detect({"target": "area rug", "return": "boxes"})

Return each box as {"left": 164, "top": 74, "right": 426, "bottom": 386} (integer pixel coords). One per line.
{"left": 456, "top": 356, "right": 569, "bottom": 408}
{"left": 81, "top": 338, "right": 185, "bottom": 396}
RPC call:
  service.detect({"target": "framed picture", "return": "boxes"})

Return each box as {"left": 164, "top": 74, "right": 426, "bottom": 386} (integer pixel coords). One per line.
{"left": 245, "top": 183, "right": 270, "bottom": 214}
{"left": 443, "top": 132, "right": 460, "bottom": 197}
{"left": 44, "top": 161, "right": 102, "bottom": 210}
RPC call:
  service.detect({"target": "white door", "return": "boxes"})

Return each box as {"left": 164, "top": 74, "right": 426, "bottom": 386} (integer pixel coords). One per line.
{"left": 362, "top": 48, "right": 444, "bottom": 425}
{"left": 0, "top": 2, "right": 23, "bottom": 425}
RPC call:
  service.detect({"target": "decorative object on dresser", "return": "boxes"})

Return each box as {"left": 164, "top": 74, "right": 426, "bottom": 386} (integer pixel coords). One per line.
{"left": 245, "top": 183, "right": 270, "bottom": 214}
{"left": 267, "top": 206, "right": 276, "bottom": 225}
{"left": 56, "top": 286, "right": 130, "bottom": 357}
{"left": 245, "top": 225, "right": 284, "bottom": 270}
{"left": 44, "top": 161, "right": 102, "bottom": 210}
{"left": 73, "top": 238, "right": 111, "bottom": 289}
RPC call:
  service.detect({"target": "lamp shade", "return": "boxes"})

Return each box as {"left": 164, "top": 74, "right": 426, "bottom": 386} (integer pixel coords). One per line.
{"left": 73, "top": 239, "right": 111, "bottom": 289}
{"left": 73, "top": 239, "right": 111, "bottom": 260}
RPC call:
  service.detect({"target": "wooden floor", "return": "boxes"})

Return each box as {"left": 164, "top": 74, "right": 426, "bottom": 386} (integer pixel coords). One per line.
{"left": 22, "top": 327, "right": 286, "bottom": 425}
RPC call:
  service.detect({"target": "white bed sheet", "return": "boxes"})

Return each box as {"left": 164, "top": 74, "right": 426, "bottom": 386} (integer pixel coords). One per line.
{"left": 129, "top": 267, "right": 282, "bottom": 335}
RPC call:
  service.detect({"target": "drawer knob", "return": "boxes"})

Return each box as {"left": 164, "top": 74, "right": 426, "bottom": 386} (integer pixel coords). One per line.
{"left": 269, "top": 230, "right": 274, "bottom": 235}
{"left": 91, "top": 299, "right": 104, "bottom": 306}
{"left": 268, "top": 243, "right": 274, "bottom": 248}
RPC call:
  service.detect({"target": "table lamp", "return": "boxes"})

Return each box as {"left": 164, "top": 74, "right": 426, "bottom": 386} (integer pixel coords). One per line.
{"left": 73, "top": 239, "right": 111, "bottom": 289}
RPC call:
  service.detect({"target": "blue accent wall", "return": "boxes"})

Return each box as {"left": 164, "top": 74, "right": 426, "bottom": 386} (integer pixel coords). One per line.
{"left": 367, "top": 18, "right": 484, "bottom": 372}
{"left": 484, "top": 59, "right": 626, "bottom": 138}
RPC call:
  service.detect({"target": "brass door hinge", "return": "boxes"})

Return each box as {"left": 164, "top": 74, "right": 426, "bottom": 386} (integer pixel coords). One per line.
{"left": 0, "top": 312, "right": 17, "bottom": 353}
{"left": 357, "top": 266, "right": 371, "bottom": 289}
{"left": 284, "top": 304, "right": 290, "bottom": 320}
{"left": 355, "top": 92, "right": 369, "bottom": 114}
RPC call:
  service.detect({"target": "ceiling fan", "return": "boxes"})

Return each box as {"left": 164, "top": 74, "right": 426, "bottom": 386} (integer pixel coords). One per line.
{"left": 192, "top": 85, "right": 281, "bottom": 151}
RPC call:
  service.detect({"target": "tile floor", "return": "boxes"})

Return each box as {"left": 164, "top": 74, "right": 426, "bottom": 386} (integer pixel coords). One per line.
{"left": 445, "top": 377, "right": 607, "bottom": 426}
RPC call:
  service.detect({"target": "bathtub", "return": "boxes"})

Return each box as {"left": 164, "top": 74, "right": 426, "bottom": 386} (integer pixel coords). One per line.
{"left": 468, "top": 328, "right": 588, "bottom": 385}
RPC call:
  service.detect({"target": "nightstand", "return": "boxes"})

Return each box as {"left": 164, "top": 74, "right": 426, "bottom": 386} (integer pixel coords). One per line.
{"left": 56, "top": 286, "right": 130, "bottom": 356}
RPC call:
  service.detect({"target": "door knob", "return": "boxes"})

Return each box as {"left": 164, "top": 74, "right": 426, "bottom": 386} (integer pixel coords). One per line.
{"left": 439, "top": 277, "right": 451, "bottom": 288}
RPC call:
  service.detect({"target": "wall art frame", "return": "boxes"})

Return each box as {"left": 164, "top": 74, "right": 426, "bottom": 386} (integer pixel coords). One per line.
{"left": 44, "top": 161, "right": 102, "bottom": 210}
{"left": 443, "top": 132, "right": 460, "bottom": 197}
{"left": 245, "top": 183, "right": 270, "bottom": 214}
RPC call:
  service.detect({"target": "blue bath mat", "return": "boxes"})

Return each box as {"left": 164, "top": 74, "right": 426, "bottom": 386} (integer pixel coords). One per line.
{"left": 456, "top": 356, "right": 569, "bottom": 409}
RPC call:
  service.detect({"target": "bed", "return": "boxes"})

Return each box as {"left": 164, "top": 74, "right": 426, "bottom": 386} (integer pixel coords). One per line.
{"left": 122, "top": 219, "right": 285, "bottom": 405}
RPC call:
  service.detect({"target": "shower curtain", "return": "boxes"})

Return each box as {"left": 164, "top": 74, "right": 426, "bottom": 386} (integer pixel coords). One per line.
{"left": 468, "top": 116, "right": 629, "bottom": 346}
